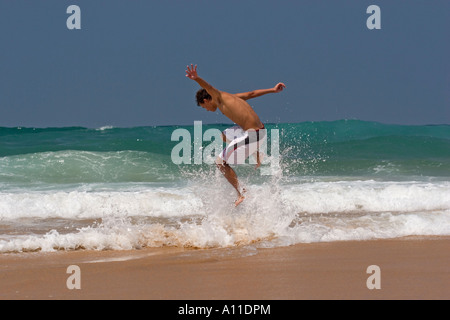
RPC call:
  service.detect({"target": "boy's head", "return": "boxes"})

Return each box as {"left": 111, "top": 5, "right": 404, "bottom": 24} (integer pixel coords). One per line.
{"left": 196, "top": 89, "right": 211, "bottom": 106}
{"left": 195, "top": 89, "right": 216, "bottom": 111}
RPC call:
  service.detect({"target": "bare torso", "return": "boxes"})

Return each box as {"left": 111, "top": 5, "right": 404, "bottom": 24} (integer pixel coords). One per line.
{"left": 217, "top": 91, "right": 264, "bottom": 131}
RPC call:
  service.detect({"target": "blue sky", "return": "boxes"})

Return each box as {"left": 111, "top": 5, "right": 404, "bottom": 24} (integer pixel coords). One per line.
{"left": 0, "top": 0, "right": 449, "bottom": 128}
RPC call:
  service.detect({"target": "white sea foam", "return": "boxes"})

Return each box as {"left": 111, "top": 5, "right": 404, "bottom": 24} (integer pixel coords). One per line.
{"left": 96, "top": 126, "right": 114, "bottom": 131}
{"left": 0, "top": 180, "right": 449, "bottom": 252}
{"left": 0, "top": 188, "right": 204, "bottom": 220}
{"left": 281, "top": 180, "right": 450, "bottom": 214}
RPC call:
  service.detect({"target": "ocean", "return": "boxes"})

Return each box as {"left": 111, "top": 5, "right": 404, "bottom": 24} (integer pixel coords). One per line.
{"left": 0, "top": 120, "right": 449, "bottom": 253}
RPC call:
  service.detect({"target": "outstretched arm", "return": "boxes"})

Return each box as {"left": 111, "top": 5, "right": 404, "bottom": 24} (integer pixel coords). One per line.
{"left": 235, "top": 82, "right": 286, "bottom": 101}
{"left": 185, "top": 64, "right": 221, "bottom": 100}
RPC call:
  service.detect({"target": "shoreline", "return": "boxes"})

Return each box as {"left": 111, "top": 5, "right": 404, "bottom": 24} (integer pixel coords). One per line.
{"left": 0, "top": 237, "right": 449, "bottom": 300}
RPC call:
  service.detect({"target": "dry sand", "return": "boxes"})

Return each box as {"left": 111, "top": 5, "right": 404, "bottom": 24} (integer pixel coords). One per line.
{"left": 0, "top": 237, "right": 449, "bottom": 300}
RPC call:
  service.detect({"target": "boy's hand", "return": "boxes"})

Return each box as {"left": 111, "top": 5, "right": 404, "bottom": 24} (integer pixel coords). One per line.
{"left": 185, "top": 64, "right": 198, "bottom": 80}
{"left": 273, "top": 82, "right": 286, "bottom": 93}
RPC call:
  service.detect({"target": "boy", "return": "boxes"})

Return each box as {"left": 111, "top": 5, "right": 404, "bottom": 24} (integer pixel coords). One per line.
{"left": 186, "top": 64, "right": 285, "bottom": 206}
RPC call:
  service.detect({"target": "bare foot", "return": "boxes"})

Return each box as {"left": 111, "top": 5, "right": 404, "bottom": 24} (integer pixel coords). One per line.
{"left": 235, "top": 195, "right": 245, "bottom": 207}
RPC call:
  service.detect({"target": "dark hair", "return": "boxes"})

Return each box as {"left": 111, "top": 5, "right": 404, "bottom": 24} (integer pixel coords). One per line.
{"left": 196, "top": 89, "right": 211, "bottom": 106}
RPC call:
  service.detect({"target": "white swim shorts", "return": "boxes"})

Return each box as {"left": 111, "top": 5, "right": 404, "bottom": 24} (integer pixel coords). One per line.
{"left": 216, "top": 125, "right": 266, "bottom": 165}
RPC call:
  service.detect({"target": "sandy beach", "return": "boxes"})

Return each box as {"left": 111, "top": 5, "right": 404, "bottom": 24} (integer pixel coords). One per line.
{"left": 0, "top": 237, "right": 448, "bottom": 300}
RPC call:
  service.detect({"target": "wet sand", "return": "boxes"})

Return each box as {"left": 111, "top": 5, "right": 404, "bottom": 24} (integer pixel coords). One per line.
{"left": 0, "top": 237, "right": 449, "bottom": 300}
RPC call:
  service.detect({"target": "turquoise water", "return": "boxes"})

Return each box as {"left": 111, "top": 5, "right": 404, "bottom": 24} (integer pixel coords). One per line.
{"left": 0, "top": 120, "right": 449, "bottom": 252}
{"left": 1, "top": 120, "right": 449, "bottom": 187}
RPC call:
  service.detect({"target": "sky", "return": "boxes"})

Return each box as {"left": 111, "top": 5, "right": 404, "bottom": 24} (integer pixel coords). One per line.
{"left": 0, "top": 0, "right": 449, "bottom": 128}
